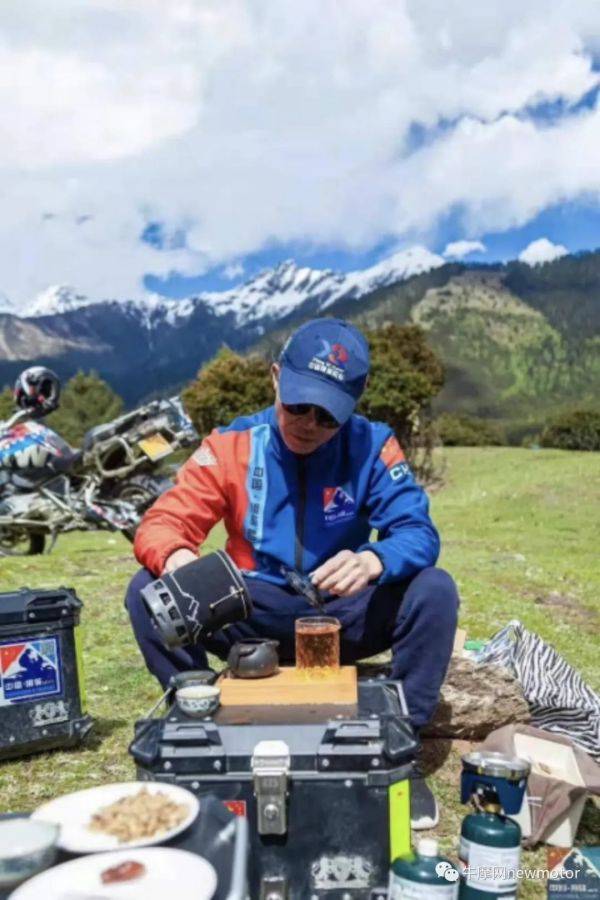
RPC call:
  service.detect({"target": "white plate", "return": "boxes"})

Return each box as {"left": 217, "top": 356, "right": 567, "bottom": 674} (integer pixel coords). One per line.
{"left": 9, "top": 846, "right": 217, "bottom": 900}
{"left": 31, "top": 782, "right": 199, "bottom": 854}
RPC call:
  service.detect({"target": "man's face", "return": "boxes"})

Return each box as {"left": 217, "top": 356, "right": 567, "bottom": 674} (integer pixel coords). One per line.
{"left": 271, "top": 364, "right": 342, "bottom": 455}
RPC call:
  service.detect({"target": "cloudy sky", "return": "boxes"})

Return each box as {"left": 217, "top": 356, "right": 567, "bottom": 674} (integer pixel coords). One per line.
{"left": 2, "top": 0, "right": 600, "bottom": 308}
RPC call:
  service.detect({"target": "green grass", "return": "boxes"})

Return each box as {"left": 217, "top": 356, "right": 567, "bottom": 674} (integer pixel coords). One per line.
{"left": 425, "top": 448, "right": 600, "bottom": 895}
{"left": 433, "top": 447, "right": 599, "bottom": 687}
{"left": 0, "top": 448, "right": 598, "bottom": 897}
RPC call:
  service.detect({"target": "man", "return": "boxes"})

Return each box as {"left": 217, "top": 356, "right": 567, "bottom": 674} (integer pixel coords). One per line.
{"left": 126, "top": 317, "right": 459, "bottom": 828}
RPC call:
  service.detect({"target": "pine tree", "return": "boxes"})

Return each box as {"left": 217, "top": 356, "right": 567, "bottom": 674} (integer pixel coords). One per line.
{"left": 358, "top": 323, "right": 444, "bottom": 478}
{"left": 46, "top": 371, "right": 124, "bottom": 447}
{"left": 0, "top": 386, "right": 13, "bottom": 422}
{"left": 182, "top": 348, "right": 273, "bottom": 436}
{"left": 359, "top": 324, "right": 443, "bottom": 423}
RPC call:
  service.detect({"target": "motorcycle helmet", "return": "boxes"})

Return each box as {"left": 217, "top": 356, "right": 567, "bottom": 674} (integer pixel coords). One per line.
{"left": 14, "top": 366, "right": 61, "bottom": 417}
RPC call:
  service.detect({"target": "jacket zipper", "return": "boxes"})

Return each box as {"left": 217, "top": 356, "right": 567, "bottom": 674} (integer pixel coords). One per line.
{"left": 295, "top": 456, "right": 307, "bottom": 571}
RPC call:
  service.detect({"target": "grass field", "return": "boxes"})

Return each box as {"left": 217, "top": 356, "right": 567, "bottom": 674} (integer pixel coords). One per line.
{"left": 1, "top": 447, "right": 598, "bottom": 897}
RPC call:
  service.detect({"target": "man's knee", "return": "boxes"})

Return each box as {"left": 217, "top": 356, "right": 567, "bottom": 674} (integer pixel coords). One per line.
{"left": 406, "top": 566, "right": 459, "bottom": 622}
{"left": 124, "top": 567, "right": 155, "bottom": 615}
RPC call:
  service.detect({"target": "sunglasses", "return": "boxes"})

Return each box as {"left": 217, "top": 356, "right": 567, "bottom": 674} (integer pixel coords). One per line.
{"left": 282, "top": 403, "right": 340, "bottom": 429}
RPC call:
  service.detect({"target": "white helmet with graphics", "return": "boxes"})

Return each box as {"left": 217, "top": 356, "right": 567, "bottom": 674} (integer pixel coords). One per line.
{"left": 14, "top": 366, "right": 61, "bottom": 418}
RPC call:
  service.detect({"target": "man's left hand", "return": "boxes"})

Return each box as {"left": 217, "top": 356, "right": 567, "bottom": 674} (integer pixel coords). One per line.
{"left": 310, "top": 549, "right": 383, "bottom": 597}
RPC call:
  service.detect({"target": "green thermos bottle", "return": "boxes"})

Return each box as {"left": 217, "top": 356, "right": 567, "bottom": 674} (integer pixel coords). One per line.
{"left": 389, "top": 838, "right": 459, "bottom": 898}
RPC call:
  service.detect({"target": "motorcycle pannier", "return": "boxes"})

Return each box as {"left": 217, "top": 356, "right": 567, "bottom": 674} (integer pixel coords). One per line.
{"left": 130, "top": 676, "right": 417, "bottom": 900}
{"left": 0, "top": 587, "right": 93, "bottom": 760}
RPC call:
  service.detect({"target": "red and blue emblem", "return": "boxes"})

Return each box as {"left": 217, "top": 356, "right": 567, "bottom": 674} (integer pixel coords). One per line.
{"left": 0, "top": 637, "right": 61, "bottom": 703}
{"left": 327, "top": 343, "right": 349, "bottom": 366}
{"left": 316, "top": 340, "right": 349, "bottom": 368}
{"left": 323, "top": 486, "right": 356, "bottom": 526}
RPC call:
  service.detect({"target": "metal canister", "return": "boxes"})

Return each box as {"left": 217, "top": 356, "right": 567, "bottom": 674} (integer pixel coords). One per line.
{"left": 458, "top": 751, "right": 530, "bottom": 899}
{"left": 390, "top": 838, "right": 459, "bottom": 898}
{"left": 141, "top": 550, "right": 252, "bottom": 647}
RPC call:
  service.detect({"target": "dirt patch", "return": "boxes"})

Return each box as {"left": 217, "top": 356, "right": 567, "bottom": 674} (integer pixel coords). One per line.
{"left": 420, "top": 737, "right": 477, "bottom": 776}
{"left": 532, "top": 591, "right": 599, "bottom": 629}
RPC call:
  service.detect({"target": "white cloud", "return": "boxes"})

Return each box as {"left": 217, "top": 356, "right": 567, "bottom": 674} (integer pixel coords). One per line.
{"left": 443, "top": 240, "right": 486, "bottom": 259}
{"left": 0, "top": 0, "right": 599, "bottom": 307}
{"left": 390, "top": 107, "right": 600, "bottom": 239}
{"left": 518, "top": 237, "right": 569, "bottom": 265}
{"left": 222, "top": 262, "right": 245, "bottom": 280}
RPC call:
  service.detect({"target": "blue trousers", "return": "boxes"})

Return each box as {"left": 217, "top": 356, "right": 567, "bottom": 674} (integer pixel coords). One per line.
{"left": 125, "top": 566, "right": 458, "bottom": 729}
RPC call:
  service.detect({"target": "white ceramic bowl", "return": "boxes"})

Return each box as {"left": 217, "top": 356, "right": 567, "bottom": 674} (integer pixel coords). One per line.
{"left": 176, "top": 684, "right": 221, "bottom": 717}
{"left": 0, "top": 817, "right": 58, "bottom": 888}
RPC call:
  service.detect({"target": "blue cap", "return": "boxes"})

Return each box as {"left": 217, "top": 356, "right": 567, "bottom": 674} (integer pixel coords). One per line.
{"left": 278, "top": 318, "right": 370, "bottom": 425}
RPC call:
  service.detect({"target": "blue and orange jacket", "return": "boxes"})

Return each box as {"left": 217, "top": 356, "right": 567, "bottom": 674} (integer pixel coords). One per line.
{"left": 134, "top": 406, "right": 440, "bottom": 583}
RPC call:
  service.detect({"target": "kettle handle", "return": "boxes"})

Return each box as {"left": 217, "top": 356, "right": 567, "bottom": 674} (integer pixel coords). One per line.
{"left": 227, "top": 644, "right": 240, "bottom": 669}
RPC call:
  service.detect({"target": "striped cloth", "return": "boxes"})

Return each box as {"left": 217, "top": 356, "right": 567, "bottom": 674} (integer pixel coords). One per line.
{"left": 476, "top": 620, "right": 600, "bottom": 761}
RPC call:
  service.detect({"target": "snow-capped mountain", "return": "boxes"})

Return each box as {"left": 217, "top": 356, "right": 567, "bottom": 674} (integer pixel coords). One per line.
{"left": 20, "top": 245, "right": 444, "bottom": 326}
{"left": 0, "top": 246, "right": 597, "bottom": 418}
{"left": 0, "top": 245, "right": 444, "bottom": 403}
{"left": 26, "top": 284, "right": 94, "bottom": 317}
{"left": 203, "top": 246, "right": 444, "bottom": 326}
{"left": 0, "top": 290, "right": 13, "bottom": 314}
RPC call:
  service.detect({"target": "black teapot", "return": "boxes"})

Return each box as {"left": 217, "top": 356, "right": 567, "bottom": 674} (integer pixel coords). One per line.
{"left": 227, "top": 639, "right": 280, "bottom": 679}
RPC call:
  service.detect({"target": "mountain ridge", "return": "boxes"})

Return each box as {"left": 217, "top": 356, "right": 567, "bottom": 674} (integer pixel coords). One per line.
{"left": 1, "top": 247, "right": 598, "bottom": 430}
{"left": 19, "top": 245, "right": 445, "bottom": 323}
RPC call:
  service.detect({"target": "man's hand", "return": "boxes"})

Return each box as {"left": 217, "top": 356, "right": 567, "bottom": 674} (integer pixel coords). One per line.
{"left": 162, "top": 548, "right": 197, "bottom": 574}
{"left": 310, "top": 549, "right": 383, "bottom": 597}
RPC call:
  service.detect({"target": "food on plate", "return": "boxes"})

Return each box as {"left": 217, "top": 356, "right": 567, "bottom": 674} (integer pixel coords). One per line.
{"left": 88, "top": 787, "right": 188, "bottom": 842}
{"left": 60, "top": 894, "right": 108, "bottom": 899}
{"left": 101, "top": 859, "right": 147, "bottom": 883}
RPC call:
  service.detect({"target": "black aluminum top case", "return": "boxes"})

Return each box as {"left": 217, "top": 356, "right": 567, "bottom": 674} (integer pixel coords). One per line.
{"left": 130, "top": 676, "right": 418, "bottom": 899}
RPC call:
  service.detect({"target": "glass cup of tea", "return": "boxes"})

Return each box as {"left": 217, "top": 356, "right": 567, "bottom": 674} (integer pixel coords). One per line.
{"left": 295, "top": 616, "right": 341, "bottom": 670}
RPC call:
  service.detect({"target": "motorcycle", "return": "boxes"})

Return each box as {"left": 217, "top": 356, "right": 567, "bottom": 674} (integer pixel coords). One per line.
{"left": 0, "top": 396, "right": 198, "bottom": 555}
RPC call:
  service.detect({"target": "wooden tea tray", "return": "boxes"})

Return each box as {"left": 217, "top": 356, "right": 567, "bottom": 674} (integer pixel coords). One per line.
{"left": 219, "top": 665, "right": 358, "bottom": 706}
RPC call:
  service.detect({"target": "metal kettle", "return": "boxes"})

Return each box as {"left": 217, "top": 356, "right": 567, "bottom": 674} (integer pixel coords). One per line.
{"left": 227, "top": 638, "right": 280, "bottom": 678}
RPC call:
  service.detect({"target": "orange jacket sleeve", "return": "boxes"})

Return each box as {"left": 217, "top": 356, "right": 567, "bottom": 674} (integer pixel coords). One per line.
{"left": 133, "top": 432, "right": 228, "bottom": 576}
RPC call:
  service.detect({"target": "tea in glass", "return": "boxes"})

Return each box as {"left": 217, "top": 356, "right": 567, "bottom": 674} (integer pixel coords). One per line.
{"left": 295, "top": 616, "right": 341, "bottom": 669}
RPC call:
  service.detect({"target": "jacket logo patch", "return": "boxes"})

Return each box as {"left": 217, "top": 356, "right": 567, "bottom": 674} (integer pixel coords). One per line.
{"left": 192, "top": 444, "right": 217, "bottom": 466}
{"left": 380, "top": 435, "right": 405, "bottom": 468}
{"left": 390, "top": 462, "right": 410, "bottom": 482}
{"left": 323, "top": 486, "right": 356, "bottom": 526}
{"left": 380, "top": 437, "right": 409, "bottom": 481}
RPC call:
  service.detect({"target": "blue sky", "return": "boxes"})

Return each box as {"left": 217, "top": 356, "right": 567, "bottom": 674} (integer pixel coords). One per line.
{"left": 1, "top": 1, "right": 600, "bottom": 309}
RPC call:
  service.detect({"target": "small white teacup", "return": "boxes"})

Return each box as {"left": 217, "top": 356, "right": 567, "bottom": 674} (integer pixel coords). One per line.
{"left": 176, "top": 684, "right": 221, "bottom": 717}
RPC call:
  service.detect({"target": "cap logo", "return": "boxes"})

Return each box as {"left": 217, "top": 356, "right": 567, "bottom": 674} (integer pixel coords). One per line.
{"left": 325, "top": 342, "right": 349, "bottom": 366}
{"left": 308, "top": 339, "right": 348, "bottom": 382}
